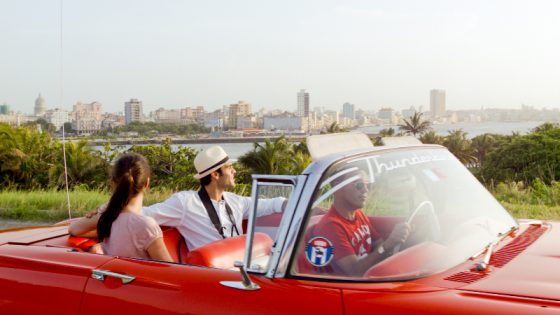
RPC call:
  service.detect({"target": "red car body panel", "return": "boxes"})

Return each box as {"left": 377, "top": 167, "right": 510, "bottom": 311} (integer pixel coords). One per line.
{"left": 0, "top": 243, "right": 113, "bottom": 315}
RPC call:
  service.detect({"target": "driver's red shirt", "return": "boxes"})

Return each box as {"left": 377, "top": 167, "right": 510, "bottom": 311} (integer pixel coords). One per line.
{"left": 313, "top": 207, "right": 380, "bottom": 274}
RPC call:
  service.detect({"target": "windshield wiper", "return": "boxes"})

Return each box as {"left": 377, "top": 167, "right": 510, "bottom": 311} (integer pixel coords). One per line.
{"left": 474, "top": 225, "right": 519, "bottom": 272}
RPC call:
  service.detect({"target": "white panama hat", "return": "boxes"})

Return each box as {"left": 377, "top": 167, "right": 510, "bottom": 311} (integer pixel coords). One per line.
{"left": 193, "top": 145, "right": 230, "bottom": 179}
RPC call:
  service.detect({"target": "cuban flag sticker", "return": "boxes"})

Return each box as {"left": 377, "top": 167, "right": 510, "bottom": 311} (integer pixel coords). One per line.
{"left": 305, "top": 236, "right": 334, "bottom": 267}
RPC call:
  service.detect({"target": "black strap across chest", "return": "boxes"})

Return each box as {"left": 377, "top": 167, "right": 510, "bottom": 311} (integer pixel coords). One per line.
{"left": 197, "top": 188, "right": 240, "bottom": 239}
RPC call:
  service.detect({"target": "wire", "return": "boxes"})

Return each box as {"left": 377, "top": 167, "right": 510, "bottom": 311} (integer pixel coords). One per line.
{"left": 59, "top": 0, "right": 72, "bottom": 219}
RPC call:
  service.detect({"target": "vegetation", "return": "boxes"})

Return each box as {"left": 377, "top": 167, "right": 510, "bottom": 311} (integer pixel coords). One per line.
{"left": 238, "top": 136, "right": 311, "bottom": 175}
{"left": 3, "top": 122, "right": 560, "bottom": 222}
{"left": 0, "top": 189, "right": 174, "bottom": 222}
{"left": 398, "top": 112, "right": 431, "bottom": 136}
{"left": 113, "top": 121, "right": 209, "bottom": 137}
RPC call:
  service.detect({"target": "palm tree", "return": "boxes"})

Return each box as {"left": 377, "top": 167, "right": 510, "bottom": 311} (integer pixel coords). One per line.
{"left": 49, "top": 140, "right": 108, "bottom": 189}
{"left": 398, "top": 112, "right": 431, "bottom": 137}
{"left": 419, "top": 130, "right": 444, "bottom": 145}
{"left": 443, "top": 129, "right": 477, "bottom": 165}
{"left": 471, "top": 133, "right": 497, "bottom": 167}
{"left": 323, "top": 122, "right": 347, "bottom": 134}
{"left": 238, "top": 136, "right": 293, "bottom": 175}
{"left": 0, "top": 124, "right": 55, "bottom": 187}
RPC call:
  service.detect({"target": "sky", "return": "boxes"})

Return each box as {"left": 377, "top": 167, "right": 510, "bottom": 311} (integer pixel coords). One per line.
{"left": 2, "top": 0, "right": 560, "bottom": 114}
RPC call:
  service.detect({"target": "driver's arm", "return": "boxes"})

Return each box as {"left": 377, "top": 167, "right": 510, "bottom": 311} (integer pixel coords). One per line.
{"left": 335, "top": 240, "right": 386, "bottom": 276}
{"left": 335, "top": 222, "right": 411, "bottom": 276}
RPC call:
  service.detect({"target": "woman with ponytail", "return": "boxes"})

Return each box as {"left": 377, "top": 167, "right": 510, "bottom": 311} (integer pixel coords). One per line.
{"left": 69, "top": 153, "right": 172, "bottom": 262}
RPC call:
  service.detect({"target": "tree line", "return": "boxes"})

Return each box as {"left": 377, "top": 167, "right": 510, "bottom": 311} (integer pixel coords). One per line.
{"left": 2, "top": 119, "right": 560, "bottom": 192}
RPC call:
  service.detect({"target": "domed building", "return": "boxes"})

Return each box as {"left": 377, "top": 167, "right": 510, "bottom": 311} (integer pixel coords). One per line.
{"left": 34, "top": 93, "right": 46, "bottom": 117}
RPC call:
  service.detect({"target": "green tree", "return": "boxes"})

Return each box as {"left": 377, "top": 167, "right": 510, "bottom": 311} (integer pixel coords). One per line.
{"left": 48, "top": 140, "right": 109, "bottom": 189}
{"left": 0, "top": 124, "right": 57, "bottom": 188}
{"left": 471, "top": 133, "right": 497, "bottom": 167}
{"left": 419, "top": 130, "right": 444, "bottom": 145}
{"left": 481, "top": 128, "right": 560, "bottom": 184}
{"left": 238, "top": 136, "right": 311, "bottom": 175}
{"left": 443, "top": 129, "right": 477, "bottom": 165}
{"left": 398, "top": 112, "right": 431, "bottom": 137}
{"left": 128, "top": 138, "right": 198, "bottom": 190}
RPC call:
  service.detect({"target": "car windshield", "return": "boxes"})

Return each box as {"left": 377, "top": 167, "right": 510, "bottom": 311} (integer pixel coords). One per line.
{"left": 292, "top": 146, "right": 517, "bottom": 281}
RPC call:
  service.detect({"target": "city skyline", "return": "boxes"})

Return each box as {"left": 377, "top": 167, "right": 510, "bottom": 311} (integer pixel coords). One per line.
{"left": 2, "top": 1, "right": 560, "bottom": 114}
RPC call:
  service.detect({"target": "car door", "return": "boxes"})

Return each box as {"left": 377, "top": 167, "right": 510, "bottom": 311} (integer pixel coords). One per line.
{"left": 0, "top": 244, "right": 113, "bottom": 315}
{"left": 80, "top": 257, "right": 342, "bottom": 315}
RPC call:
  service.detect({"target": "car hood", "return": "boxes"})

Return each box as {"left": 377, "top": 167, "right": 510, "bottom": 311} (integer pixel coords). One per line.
{"left": 459, "top": 222, "right": 560, "bottom": 301}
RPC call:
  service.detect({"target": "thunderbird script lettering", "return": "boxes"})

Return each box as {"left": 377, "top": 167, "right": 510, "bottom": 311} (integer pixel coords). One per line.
{"left": 370, "top": 152, "right": 452, "bottom": 175}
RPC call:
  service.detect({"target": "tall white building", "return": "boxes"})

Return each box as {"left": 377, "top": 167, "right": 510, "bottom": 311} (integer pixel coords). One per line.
{"left": 125, "top": 98, "right": 144, "bottom": 124}
{"left": 34, "top": 93, "right": 46, "bottom": 117}
{"left": 342, "top": 102, "right": 355, "bottom": 120}
{"left": 430, "top": 89, "right": 446, "bottom": 118}
{"left": 297, "top": 89, "right": 310, "bottom": 117}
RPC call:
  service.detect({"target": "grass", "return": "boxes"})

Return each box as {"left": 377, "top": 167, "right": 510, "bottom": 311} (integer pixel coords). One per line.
{"left": 0, "top": 189, "right": 174, "bottom": 222}
{"left": 2, "top": 181, "right": 560, "bottom": 222}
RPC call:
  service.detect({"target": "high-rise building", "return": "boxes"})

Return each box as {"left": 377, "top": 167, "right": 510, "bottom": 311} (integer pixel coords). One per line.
{"left": 125, "top": 98, "right": 144, "bottom": 124}
{"left": 430, "top": 89, "right": 446, "bottom": 118}
{"left": 297, "top": 89, "right": 310, "bottom": 117}
{"left": 342, "top": 102, "right": 355, "bottom": 120}
{"left": 34, "top": 93, "right": 46, "bottom": 117}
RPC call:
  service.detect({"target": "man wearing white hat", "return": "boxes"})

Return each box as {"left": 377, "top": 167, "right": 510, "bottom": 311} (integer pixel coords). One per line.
{"left": 142, "top": 145, "right": 286, "bottom": 250}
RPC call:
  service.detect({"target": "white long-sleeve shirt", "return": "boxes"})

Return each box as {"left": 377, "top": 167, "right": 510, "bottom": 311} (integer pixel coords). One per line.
{"left": 142, "top": 190, "right": 285, "bottom": 250}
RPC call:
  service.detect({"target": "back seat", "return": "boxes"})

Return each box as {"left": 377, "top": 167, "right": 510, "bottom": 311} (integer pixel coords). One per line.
{"left": 161, "top": 226, "right": 189, "bottom": 263}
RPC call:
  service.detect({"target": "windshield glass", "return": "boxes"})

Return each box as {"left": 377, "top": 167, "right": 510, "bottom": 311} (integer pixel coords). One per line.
{"left": 291, "top": 147, "right": 517, "bottom": 281}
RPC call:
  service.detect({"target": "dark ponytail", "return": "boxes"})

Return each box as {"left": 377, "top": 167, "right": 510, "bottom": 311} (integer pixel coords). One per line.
{"left": 97, "top": 153, "right": 150, "bottom": 242}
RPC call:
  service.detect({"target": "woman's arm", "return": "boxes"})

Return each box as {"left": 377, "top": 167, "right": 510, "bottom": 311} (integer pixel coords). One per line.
{"left": 146, "top": 237, "right": 173, "bottom": 262}
{"left": 68, "top": 204, "right": 106, "bottom": 237}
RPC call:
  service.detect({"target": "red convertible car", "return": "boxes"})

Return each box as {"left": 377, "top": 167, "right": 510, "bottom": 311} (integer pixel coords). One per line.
{"left": 1, "top": 134, "right": 559, "bottom": 314}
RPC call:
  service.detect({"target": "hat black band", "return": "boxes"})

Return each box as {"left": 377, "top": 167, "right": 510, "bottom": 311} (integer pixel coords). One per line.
{"left": 198, "top": 156, "right": 229, "bottom": 176}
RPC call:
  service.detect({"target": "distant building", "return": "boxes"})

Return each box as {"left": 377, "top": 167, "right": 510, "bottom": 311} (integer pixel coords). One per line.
{"left": 378, "top": 107, "right": 394, "bottom": 121}
{"left": 297, "top": 89, "right": 310, "bottom": 117}
{"left": 183, "top": 106, "right": 205, "bottom": 122}
{"left": 154, "top": 108, "right": 183, "bottom": 124}
{"left": 72, "top": 101, "right": 102, "bottom": 133}
{"left": 236, "top": 115, "right": 257, "bottom": 129}
{"left": 342, "top": 102, "right": 355, "bottom": 120}
{"left": 228, "top": 101, "right": 252, "bottom": 129}
{"left": 401, "top": 106, "right": 417, "bottom": 119}
{"left": 0, "top": 104, "right": 9, "bottom": 115}
{"left": 101, "top": 112, "right": 125, "bottom": 130}
{"left": 430, "top": 89, "right": 446, "bottom": 118}
{"left": 321, "top": 110, "right": 339, "bottom": 128}
{"left": 125, "top": 98, "right": 144, "bottom": 124}
{"left": 44, "top": 108, "right": 70, "bottom": 131}
{"left": 0, "top": 112, "right": 33, "bottom": 127}
{"left": 34, "top": 94, "right": 46, "bottom": 117}
{"left": 264, "top": 116, "right": 307, "bottom": 132}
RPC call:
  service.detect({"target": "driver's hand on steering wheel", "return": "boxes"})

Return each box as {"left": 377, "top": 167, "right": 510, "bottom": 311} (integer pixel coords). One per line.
{"left": 383, "top": 222, "right": 411, "bottom": 249}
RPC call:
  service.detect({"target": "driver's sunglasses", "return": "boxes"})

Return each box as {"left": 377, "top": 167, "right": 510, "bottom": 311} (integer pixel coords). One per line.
{"left": 353, "top": 181, "right": 371, "bottom": 191}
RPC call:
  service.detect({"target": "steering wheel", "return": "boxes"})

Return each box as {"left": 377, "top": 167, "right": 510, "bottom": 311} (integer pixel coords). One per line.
{"left": 393, "top": 200, "right": 440, "bottom": 254}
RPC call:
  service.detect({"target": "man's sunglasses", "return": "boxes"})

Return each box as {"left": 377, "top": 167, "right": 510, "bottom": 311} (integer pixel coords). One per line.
{"left": 353, "top": 181, "right": 371, "bottom": 191}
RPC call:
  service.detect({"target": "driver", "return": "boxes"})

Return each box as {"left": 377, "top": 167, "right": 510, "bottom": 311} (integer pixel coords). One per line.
{"left": 312, "top": 168, "right": 410, "bottom": 276}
